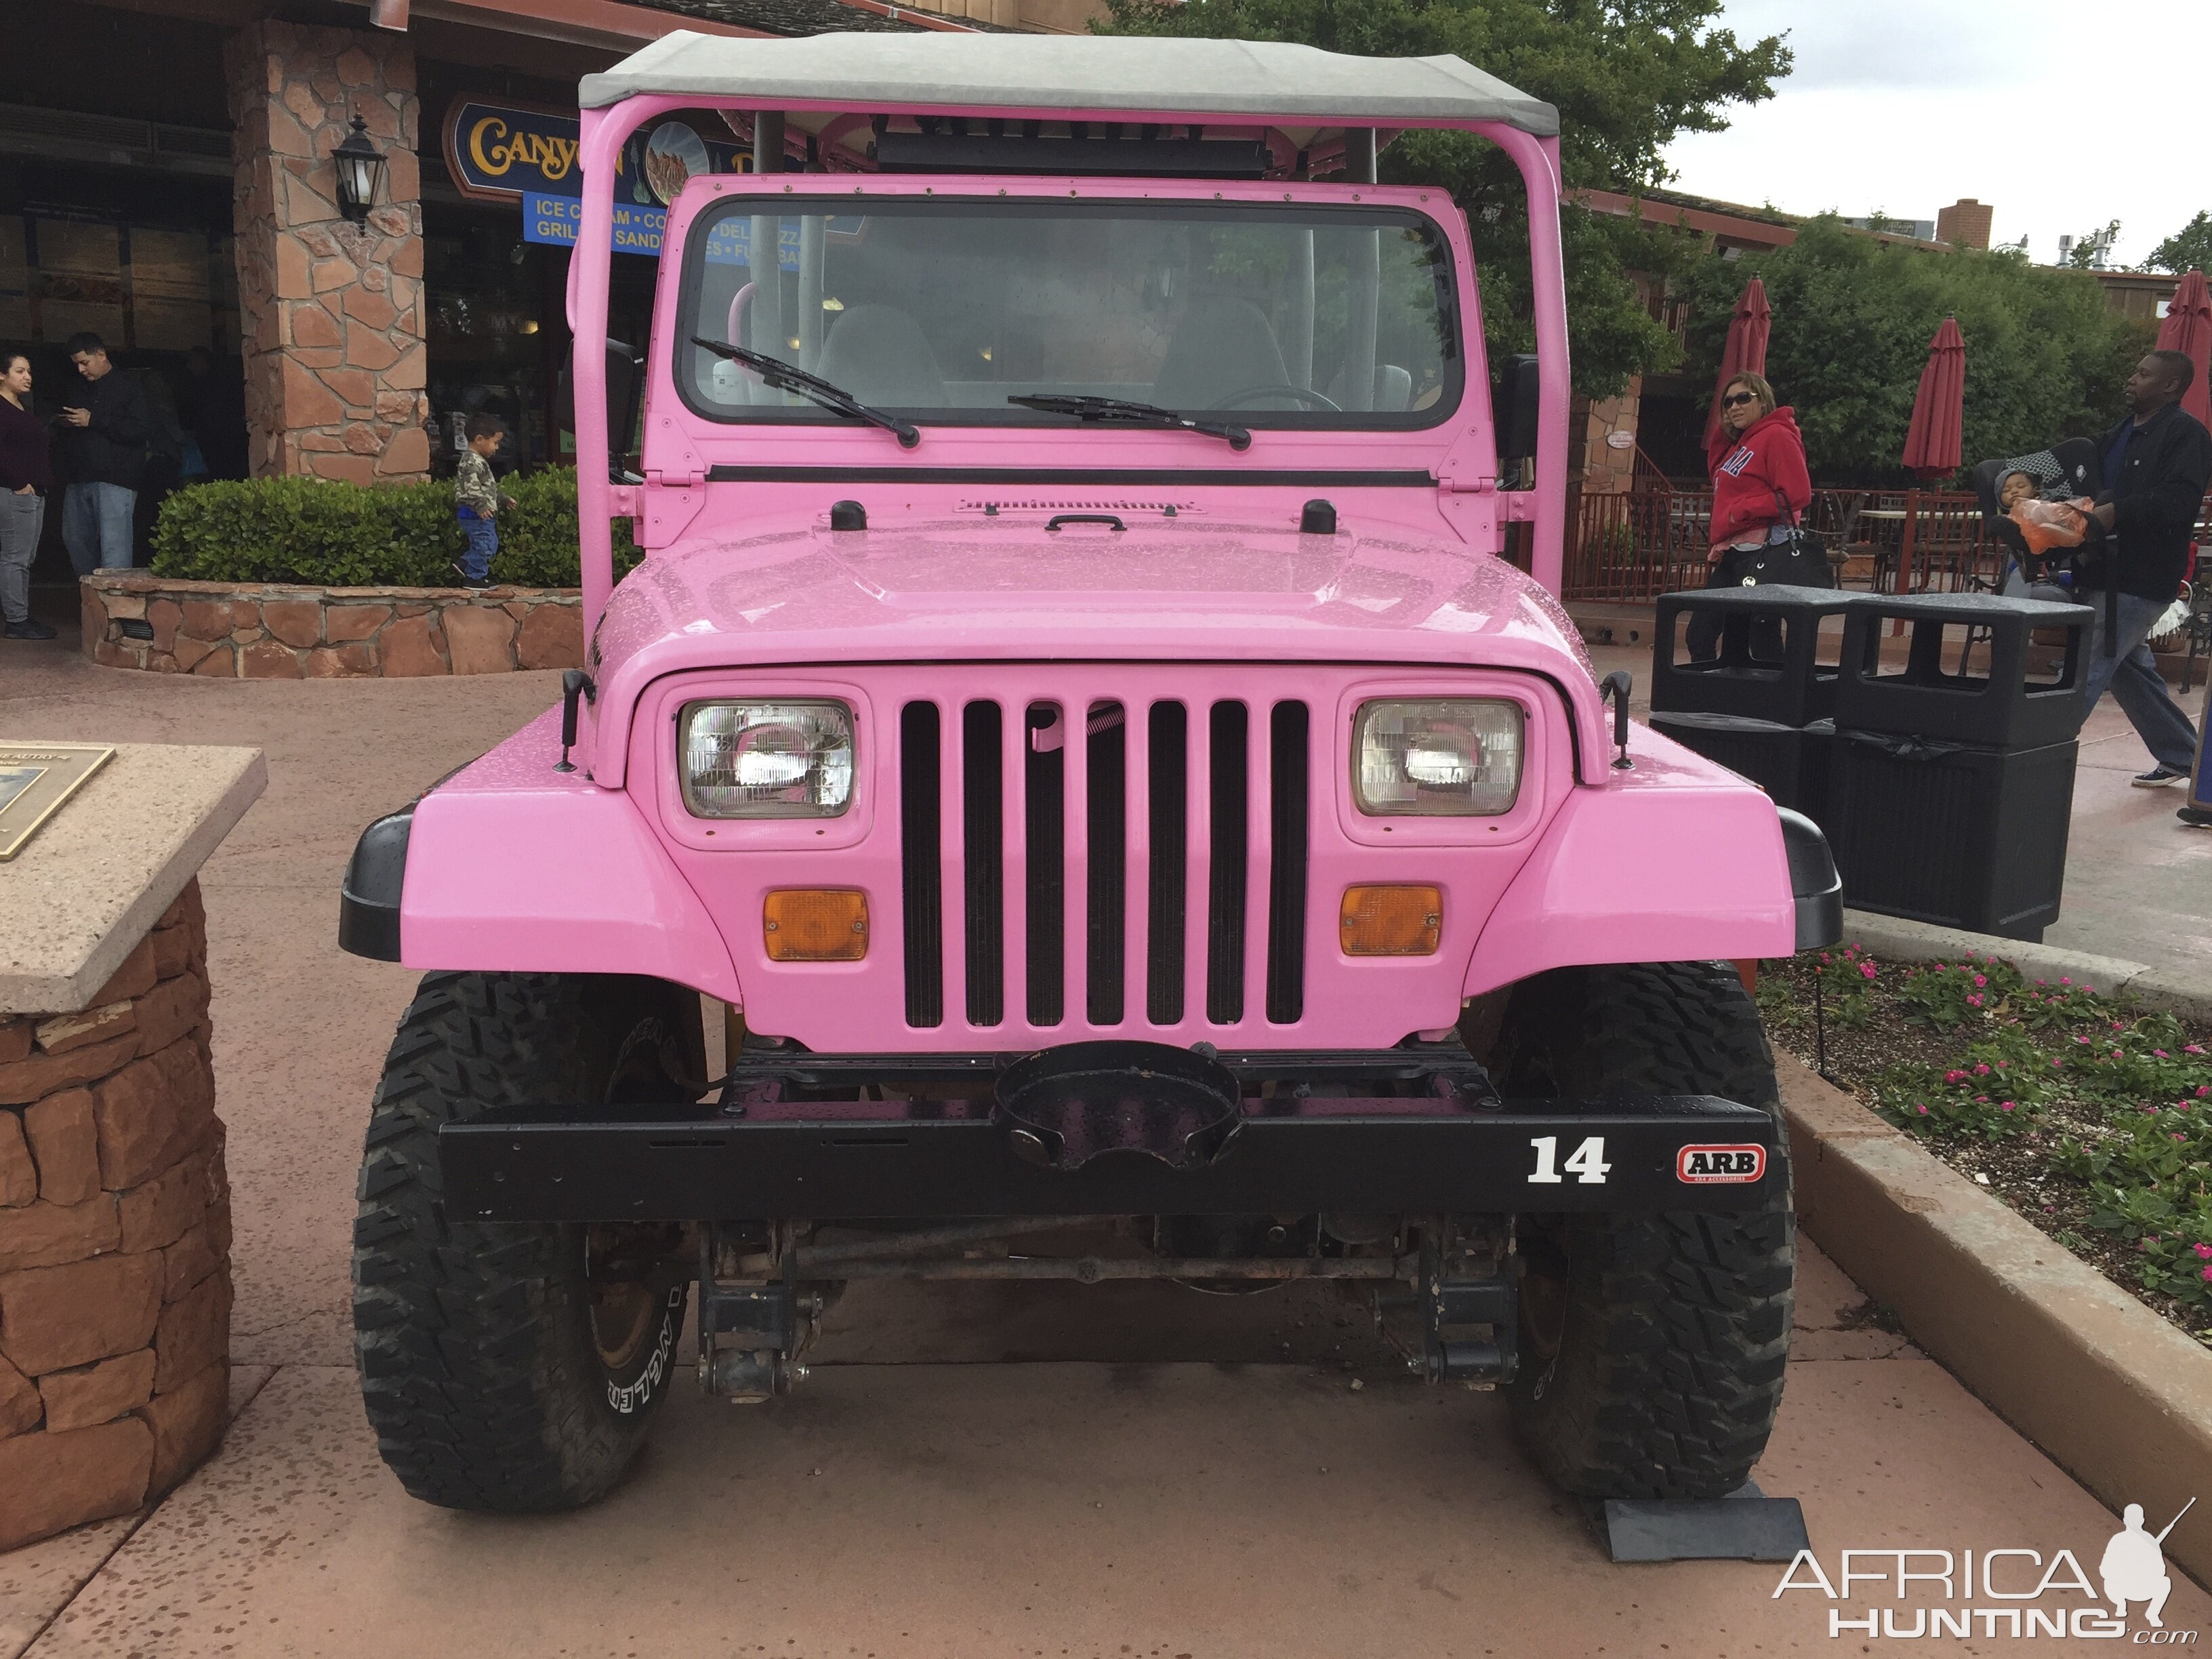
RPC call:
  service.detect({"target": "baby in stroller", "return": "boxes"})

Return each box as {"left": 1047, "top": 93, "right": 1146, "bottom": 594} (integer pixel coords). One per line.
{"left": 1971, "top": 436, "right": 2104, "bottom": 594}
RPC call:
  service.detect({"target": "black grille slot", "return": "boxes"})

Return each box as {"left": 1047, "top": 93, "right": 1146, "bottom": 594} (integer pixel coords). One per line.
{"left": 1145, "top": 701, "right": 1188, "bottom": 1024}
{"left": 962, "top": 701, "right": 1004, "bottom": 1027}
{"left": 1025, "top": 703, "right": 1065, "bottom": 1025}
{"left": 899, "top": 701, "right": 943, "bottom": 1027}
{"left": 1265, "top": 701, "right": 1309, "bottom": 1023}
{"left": 1085, "top": 701, "right": 1127, "bottom": 1025}
{"left": 1205, "top": 700, "right": 1249, "bottom": 1024}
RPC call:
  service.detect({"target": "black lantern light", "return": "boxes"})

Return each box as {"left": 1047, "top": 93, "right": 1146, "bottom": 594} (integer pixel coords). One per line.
{"left": 331, "top": 115, "right": 386, "bottom": 226}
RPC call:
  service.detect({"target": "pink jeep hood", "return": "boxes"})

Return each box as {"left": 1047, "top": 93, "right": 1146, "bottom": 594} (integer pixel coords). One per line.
{"left": 584, "top": 514, "right": 1605, "bottom": 786}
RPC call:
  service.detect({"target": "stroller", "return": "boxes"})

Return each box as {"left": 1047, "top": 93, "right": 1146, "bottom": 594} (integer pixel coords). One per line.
{"left": 1969, "top": 436, "right": 2117, "bottom": 656}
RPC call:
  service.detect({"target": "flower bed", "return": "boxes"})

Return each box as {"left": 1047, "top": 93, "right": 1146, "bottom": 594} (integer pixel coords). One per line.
{"left": 1757, "top": 946, "right": 2212, "bottom": 1340}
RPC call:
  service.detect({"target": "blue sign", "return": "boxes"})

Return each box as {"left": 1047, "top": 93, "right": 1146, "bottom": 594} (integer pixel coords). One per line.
{"left": 524, "top": 196, "right": 806, "bottom": 268}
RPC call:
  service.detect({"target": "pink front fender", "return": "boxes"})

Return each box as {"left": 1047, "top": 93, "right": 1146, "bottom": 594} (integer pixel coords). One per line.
{"left": 399, "top": 709, "right": 744, "bottom": 1004}
{"left": 1463, "top": 725, "right": 1797, "bottom": 997}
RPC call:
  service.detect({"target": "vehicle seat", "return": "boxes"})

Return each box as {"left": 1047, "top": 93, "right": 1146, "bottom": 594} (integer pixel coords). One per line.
{"left": 814, "top": 306, "right": 948, "bottom": 407}
{"left": 1151, "top": 296, "right": 1290, "bottom": 410}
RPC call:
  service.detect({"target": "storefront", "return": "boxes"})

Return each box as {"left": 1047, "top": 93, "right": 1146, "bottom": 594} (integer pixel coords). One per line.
{"left": 0, "top": 0, "right": 1100, "bottom": 607}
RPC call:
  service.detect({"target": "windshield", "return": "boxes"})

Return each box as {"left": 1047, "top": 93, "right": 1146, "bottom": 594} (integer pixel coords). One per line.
{"left": 674, "top": 197, "right": 1462, "bottom": 431}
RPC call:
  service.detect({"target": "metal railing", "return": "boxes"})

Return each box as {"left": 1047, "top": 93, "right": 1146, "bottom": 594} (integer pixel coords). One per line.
{"left": 1565, "top": 485, "right": 1994, "bottom": 602}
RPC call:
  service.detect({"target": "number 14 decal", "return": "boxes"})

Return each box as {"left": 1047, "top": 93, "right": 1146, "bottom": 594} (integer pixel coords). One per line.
{"left": 1528, "top": 1135, "right": 1611, "bottom": 1185}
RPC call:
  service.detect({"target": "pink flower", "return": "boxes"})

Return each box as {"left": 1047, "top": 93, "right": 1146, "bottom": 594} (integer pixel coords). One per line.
{"left": 1860, "top": 961, "right": 1877, "bottom": 980}
{"left": 2060, "top": 977, "right": 2073, "bottom": 985}
{"left": 2200, "top": 1265, "right": 2212, "bottom": 1282}
{"left": 1975, "top": 1064, "right": 1992, "bottom": 1076}
{"left": 2198, "top": 1086, "right": 2209, "bottom": 1099}
{"left": 2176, "top": 1134, "right": 2190, "bottom": 1143}
{"left": 1944, "top": 1070, "right": 1967, "bottom": 1084}
{"left": 2002, "top": 1101, "right": 2017, "bottom": 1112}
{"left": 1973, "top": 975, "right": 1987, "bottom": 988}
{"left": 2156, "top": 1050, "right": 2171, "bottom": 1059}
{"left": 2193, "top": 1244, "right": 2212, "bottom": 1261}
{"left": 1975, "top": 1094, "right": 1988, "bottom": 1103}
{"left": 1915, "top": 1104, "right": 1928, "bottom": 1115}
{"left": 2036, "top": 979, "right": 2048, "bottom": 987}
{"left": 1967, "top": 994, "right": 1985, "bottom": 1008}
{"left": 2076, "top": 1035, "right": 2091, "bottom": 1044}
{"left": 1818, "top": 953, "right": 1831, "bottom": 965}
{"left": 1995, "top": 1060, "right": 2008, "bottom": 1069}
{"left": 2188, "top": 1045, "right": 2206, "bottom": 1055}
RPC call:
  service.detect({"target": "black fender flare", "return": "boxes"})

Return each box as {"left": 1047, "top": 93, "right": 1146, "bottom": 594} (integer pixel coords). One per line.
{"left": 339, "top": 804, "right": 413, "bottom": 962}
{"left": 1778, "top": 807, "right": 1842, "bottom": 952}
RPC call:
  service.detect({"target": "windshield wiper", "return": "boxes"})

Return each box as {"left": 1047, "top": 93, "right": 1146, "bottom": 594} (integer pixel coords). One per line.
{"left": 691, "top": 337, "right": 920, "bottom": 449}
{"left": 1008, "top": 394, "right": 1250, "bottom": 452}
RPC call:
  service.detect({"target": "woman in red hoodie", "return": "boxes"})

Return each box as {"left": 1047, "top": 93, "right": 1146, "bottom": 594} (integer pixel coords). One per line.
{"left": 1688, "top": 372, "right": 1814, "bottom": 659}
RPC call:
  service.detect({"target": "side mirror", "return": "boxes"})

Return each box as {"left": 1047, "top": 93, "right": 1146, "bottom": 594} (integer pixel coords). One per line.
{"left": 556, "top": 339, "right": 643, "bottom": 484}
{"left": 1493, "top": 353, "right": 1540, "bottom": 474}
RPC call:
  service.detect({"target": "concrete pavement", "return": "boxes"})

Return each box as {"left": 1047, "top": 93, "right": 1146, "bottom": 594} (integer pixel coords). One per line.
{"left": 3, "top": 632, "right": 2209, "bottom": 1656}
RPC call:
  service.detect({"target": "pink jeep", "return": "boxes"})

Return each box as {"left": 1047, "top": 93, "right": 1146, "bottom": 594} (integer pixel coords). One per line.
{"left": 339, "top": 33, "right": 1841, "bottom": 1515}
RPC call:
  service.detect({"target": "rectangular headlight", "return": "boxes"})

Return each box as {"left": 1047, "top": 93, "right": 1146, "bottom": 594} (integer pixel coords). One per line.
{"left": 1353, "top": 699, "right": 1523, "bottom": 816}
{"left": 681, "top": 700, "right": 855, "bottom": 818}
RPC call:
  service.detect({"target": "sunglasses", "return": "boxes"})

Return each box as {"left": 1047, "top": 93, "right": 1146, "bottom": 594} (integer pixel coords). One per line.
{"left": 1722, "top": 391, "right": 1759, "bottom": 408}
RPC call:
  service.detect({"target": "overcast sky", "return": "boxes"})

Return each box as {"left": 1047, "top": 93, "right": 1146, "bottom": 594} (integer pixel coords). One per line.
{"left": 1662, "top": 0, "right": 2210, "bottom": 268}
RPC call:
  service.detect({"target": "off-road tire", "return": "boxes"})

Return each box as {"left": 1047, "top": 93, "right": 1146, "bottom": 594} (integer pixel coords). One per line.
{"left": 1494, "top": 960, "right": 1794, "bottom": 1500}
{"left": 352, "top": 971, "right": 705, "bottom": 1512}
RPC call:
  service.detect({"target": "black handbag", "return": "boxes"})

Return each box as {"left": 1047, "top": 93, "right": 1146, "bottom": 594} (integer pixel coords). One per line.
{"left": 1729, "top": 491, "right": 1836, "bottom": 590}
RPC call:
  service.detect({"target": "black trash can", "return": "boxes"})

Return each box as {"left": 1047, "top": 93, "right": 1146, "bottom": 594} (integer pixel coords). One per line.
{"left": 1835, "top": 593, "right": 2092, "bottom": 747}
{"left": 1826, "top": 730, "right": 2079, "bottom": 942}
{"left": 1653, "top": 584, "right": 1858, "bottom": 728}
{"left": 1649, "top": 712, "right": 1834, "bottom": 830}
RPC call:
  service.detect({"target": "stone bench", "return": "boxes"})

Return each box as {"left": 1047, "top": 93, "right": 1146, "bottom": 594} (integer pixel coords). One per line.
{"left": 1, "top": 745, "right": 264, "bottom": 1552}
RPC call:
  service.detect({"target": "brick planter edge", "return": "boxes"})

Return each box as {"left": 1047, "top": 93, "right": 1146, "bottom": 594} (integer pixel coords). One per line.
{"left": 80, "top": 573, "right": 583, "bottom": 678}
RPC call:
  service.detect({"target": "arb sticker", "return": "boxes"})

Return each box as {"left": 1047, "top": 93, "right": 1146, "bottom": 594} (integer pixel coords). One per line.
{"left": 1677, "top": 1144, "right": 1767, "bottom": 1184}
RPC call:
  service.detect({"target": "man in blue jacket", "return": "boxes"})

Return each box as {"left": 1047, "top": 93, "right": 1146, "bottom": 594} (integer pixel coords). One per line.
{"left": 2085, "top": 350, "right": 2211, "bottom": 787}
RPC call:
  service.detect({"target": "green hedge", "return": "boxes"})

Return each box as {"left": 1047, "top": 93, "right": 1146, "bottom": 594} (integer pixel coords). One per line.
{"left": 150, "top": 469, "right": 640, "bottom": 588}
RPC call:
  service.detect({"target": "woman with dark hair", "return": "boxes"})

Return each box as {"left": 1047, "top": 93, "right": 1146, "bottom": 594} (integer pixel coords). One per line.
{"left": 1687, "top": 369, "right": 1814, "bottom": 660}
{"left": 0, "top": 350, "right": 56, "bottom": 641}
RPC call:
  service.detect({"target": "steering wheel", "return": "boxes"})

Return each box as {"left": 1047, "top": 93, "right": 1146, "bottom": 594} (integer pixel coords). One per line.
{"left": 1208, "top": 384, "right": 1343, "bottom": 411}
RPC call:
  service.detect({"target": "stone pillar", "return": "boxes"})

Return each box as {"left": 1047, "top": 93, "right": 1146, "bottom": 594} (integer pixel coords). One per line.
{"left": 1575, "top": 379, "right": 1643, "bottom": 493}
{"left": 224, "top": 21, "right": 428, "bottom": 485}
{"left": 0, "top": 882, "right": 230, "bottom": 1551}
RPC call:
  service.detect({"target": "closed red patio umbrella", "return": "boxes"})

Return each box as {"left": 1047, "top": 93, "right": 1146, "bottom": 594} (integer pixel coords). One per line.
{"left": 1902, "top": 316, "right": 1965, "bottom": 479}
{"left": 2156, "top": 268, "right": 2211, "bottom": 429}
{"left": 1703, "top": 276, "right": 1771, "bottom": 450}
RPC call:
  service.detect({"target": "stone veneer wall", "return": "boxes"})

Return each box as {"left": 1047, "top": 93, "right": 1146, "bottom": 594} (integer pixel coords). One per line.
{"left": 81, "top": 574, "right": 583, "bottom": 678}
{"left": 0, "top": 882, "right": 230, "bottom": 1551}
{"left": 224, "top": 21, "right": 428, "bottom": 483}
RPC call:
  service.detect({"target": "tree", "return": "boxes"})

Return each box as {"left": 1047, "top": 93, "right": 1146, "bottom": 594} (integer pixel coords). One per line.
{"left": 1678, "top": 218, "right": 2152, "bottom": 483}
{"left": 2148, "top": 211, "right": 2212, "bottom": 276}
{"left": 1093, "top": 0, "right": 1788, "bottom": 397}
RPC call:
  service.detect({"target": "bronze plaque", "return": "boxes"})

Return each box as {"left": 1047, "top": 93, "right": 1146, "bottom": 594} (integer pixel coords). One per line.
{"left": 0, "top": 743, "right": 115, "bottom": 861}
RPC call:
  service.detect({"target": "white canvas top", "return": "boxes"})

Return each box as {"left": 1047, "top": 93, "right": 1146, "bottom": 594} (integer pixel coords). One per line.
{"left": 578, "top": 30, "right": 1559, "bottom": 138}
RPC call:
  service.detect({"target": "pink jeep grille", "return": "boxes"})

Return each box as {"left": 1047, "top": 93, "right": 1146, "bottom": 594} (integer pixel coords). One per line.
{"left": 895, "top": 694, "right": 1311, "bottom": 1036}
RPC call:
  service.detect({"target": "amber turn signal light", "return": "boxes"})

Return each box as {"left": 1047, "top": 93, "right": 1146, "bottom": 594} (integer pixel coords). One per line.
{"left": 763, "top": 888, "right": 869, "bottom": 961}
{"left": 1339, "top": 884, "right": 1441, "bottom": 956}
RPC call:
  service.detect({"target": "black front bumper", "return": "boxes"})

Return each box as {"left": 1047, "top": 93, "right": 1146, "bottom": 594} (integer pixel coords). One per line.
{"left": 441, "top": 1071, "right": 1785, "bottom": 1224}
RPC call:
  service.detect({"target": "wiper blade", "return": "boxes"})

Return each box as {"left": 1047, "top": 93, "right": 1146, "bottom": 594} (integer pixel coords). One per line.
{"left": 1008, "top": 394, "right": 1250, "bottom": 452}
{"left": 691, "top": 337, "right": 920, "bottom": 449}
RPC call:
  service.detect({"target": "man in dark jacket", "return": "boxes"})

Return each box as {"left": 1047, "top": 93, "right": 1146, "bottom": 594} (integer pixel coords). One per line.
{"left": 2084, "top": 350, "right": 2211, "bottom": 785}
{"left": 57, "top": 331, "right": 150, "bottom": 574}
